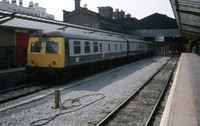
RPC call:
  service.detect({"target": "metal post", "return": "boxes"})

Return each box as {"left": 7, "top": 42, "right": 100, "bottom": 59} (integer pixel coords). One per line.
{"left": 55, "top": 89, "right": 60, "bottom": 109}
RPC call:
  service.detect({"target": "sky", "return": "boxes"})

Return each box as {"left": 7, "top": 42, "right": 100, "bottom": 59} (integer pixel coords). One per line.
{"left": 20, "top": 0, "right": 174, "bottom": 21}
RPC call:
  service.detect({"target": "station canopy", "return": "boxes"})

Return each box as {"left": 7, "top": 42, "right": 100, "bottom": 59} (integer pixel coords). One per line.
{"left": 0, "top": 10, "right": 142, "bottom": 40}
{"left": 170, "top": 0, "right": 200, "bottom": 42}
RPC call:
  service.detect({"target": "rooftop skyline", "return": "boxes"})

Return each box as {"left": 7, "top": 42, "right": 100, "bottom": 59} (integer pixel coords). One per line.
{"left": 8, "top": 0, "right": 174, "bottom": 21}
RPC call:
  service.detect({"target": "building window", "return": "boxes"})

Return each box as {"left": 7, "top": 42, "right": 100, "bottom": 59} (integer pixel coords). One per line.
{"left": 74, "top": 41, "right": 81, "bottom": 54}
{"left": 85, "top": 41, "right": 90, "bottom": 53}
{"left": 84, "top": 24, "right": 90, "bottom": 27}
{"left": 92, "top": 23, "right": 99, "bottom": 28}
{"left": 115, "top": 44, "right": 117, "bottom": 51}
{"left": 93, "top": 42, "right": 98, "bottom": 52}
{"left": 120, "top": 44, "right": 122, "bottom": 50}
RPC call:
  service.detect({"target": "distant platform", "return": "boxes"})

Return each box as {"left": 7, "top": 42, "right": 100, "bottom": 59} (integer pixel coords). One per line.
{"left": 160, "top": 53, "right": 200, "bottom": 126}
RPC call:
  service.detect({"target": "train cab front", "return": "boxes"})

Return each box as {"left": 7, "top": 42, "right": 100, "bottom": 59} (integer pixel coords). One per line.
{"left": 26, "top": 36, "right": 65, "bottom": 76}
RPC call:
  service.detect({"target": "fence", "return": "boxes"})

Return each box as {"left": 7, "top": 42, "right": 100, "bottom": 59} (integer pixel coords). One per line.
{"left": 0, "top": 46, "right": 26, "bottom": 69}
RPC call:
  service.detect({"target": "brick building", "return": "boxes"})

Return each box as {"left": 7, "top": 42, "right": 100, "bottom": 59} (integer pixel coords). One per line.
{"left": 63, "top": 0, "right": 124, "bottom": 33}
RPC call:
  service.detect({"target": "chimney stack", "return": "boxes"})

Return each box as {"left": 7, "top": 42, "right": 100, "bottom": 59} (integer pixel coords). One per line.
{"left": 29, "top": 1, "right": 33, "bottom": 7}
{"left": 34, "top": 3, "right": 39, "bottom": 7}
{"left": 75, "top": 0, "right": 80, "bottom": 11}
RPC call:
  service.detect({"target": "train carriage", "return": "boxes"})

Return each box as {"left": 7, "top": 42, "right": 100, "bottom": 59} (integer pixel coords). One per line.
{"left": 26, "top": 30, "right": 153, "bottom": 76}
{"left": 66, "top": 32, "right": 127, "bottom": 67}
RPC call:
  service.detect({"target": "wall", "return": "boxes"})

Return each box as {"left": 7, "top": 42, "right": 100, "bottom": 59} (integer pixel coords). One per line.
{"left": 0, "top": 28, "right": 34, "bottom": 68}
{"left": 0, "top": 28, "right": 15, "bottom": 46}
{"left": 0, "top": 28, "right": 15, "bottom": 68}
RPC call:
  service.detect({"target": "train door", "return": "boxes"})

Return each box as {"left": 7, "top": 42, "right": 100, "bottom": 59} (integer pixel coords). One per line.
{"left": 64, "top": 38, "right": 70, "bottom": 67}
{"left": 126, "top": 39, "right": 129, "bottom": 56}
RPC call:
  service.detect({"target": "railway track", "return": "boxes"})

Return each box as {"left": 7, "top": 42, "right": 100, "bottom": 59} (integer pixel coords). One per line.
{"left": 0, "top": 82, "right": 55, "bottom": 104}
{"left": 0, "top": 56, "right": 151, "bottom": 105}
{"left": 0, "top": 59, "right": 150, "bottom": 112}
{"left": 96, "top": 56, "right": 178, "bottom": 126}
{"left": 0, "top": 62, "right": 121, "bottom": 104}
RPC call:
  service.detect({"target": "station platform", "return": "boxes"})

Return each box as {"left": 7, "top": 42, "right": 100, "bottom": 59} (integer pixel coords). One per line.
{"left": 0, "top": 67, "right": 26, "bottom": 91}
{"left": 160, "top": 53, "right": 200, "bottom": 126}
{"left": 0, "top": 67, "right": 25, "bottom": 74}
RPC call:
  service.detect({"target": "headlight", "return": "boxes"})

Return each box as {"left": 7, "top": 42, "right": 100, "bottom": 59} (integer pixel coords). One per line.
{"left": 52, "top": 61, "right": 56, "bottom": 65}
{"left": 31, "top": 60, "right": 35, "bottom": 64}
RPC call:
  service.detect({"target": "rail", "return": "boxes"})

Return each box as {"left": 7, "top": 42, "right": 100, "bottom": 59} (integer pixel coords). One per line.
{"left": 96, "top": 57, "right": 177, "bottom": 126}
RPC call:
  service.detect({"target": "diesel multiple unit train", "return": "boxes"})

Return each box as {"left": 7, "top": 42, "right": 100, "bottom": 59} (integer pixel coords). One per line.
{"left": 26, "top": 30, "right": 153, "bottom": 76}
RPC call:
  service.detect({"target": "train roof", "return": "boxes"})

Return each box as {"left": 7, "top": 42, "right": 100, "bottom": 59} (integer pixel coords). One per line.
{"left": 30, "top": 30, "right": 127, "bottom": 42}
{"left": 30, "top": 30, "right": 153, "bottom": 44}
{"left": 126, "top": 38, "right": 152, "bottom": 44}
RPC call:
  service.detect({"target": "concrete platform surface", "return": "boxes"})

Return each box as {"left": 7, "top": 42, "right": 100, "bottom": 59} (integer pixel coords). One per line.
{"left": 160, "top": 53, "right": 200, "bottom": 126}
{"left": 0, "top": 67, "right": 26, "bottom": 90}
{"left": 0, "top": 67, "right": 25, "bottom": 74}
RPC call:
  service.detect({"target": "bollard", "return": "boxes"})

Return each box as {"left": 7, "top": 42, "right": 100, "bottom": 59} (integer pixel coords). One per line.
{"left": 55, "top": 89, "right": 60, "bottom": 109}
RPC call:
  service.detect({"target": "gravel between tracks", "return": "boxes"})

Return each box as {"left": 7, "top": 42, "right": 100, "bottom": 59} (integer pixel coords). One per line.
{"left": 0, "top": 57, "right": 170, "bottom": 126}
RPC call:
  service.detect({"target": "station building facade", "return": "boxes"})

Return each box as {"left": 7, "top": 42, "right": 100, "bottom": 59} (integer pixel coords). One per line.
{"left": 127, "top": 13, "right": 183, "bottom": 55}
{"left": 63, "top": 1, "right": 182, "bottom": 55}
{"left": 63, "top": 0, "right": 129, "bottom": 33}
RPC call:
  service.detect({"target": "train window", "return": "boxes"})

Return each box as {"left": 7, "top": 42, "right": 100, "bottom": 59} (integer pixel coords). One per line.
{"left": 115, "top": 44, "right": 117, "bottom": 51}
{"left": 138, "top": 44, "right": 144, "bottom": 49}
{"left": 85, "top": 41, "right": 90, "bottom": 53}
{"left": 138, "top": 44, "right": 141, "bottom": 49}
{"left": 93, "top": 42, "right": 98, "bottom": 52}
{"left": 74, "top": 41, "right": 81, "bottom": 54}
{"left": 100, "top": 43, "right": 102, "bottom": 52}
{"left": 120, "top": 44, "right": 122, "bottom": 50}
{"left": 129, "top": 43, "right": 132, "bottom": 50}
{"left": 46, "top": 42, "right": 58, "bottom": 54}
{"left": 31, "top": 42, "right": 41, "bottom": 53}
{"left": 108, "top": 44, "right": 110, "bottom": 51}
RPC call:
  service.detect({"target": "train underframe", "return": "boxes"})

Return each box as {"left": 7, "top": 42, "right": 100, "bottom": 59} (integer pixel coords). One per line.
{"left": 26, "top": 52, "right": 153, "bottom": 80}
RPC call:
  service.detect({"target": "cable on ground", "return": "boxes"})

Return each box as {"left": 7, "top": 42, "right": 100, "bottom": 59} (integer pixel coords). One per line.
{"left": 30, "top": 93, "right": 105, "bottom": 126}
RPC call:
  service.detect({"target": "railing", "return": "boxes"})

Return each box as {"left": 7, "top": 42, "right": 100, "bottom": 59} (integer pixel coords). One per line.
{"left": 0, "top": 46, "right": 26, "bottom": 69}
